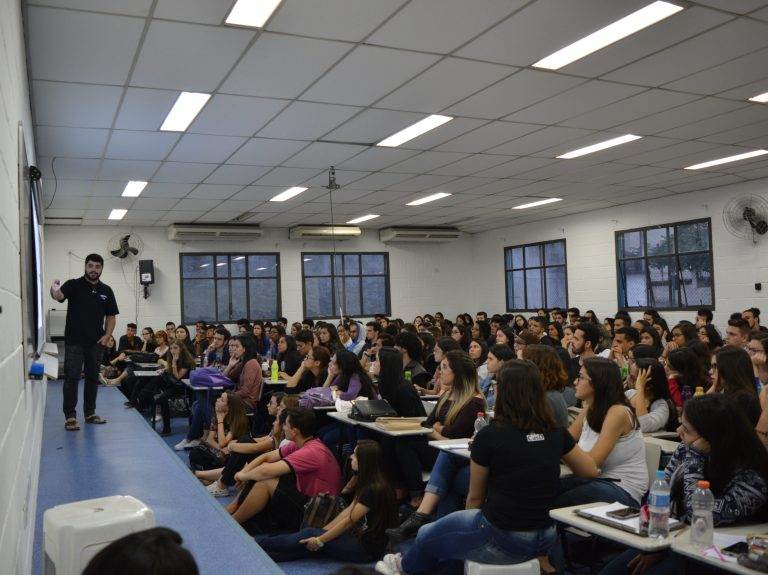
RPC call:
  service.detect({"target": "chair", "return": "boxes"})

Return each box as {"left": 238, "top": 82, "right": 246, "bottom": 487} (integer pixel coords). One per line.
{"left": 465, "top": 559, "right": 539, "bottom": 575}
{"left": 645, "top": 442, "right": 662, "bottom": 483}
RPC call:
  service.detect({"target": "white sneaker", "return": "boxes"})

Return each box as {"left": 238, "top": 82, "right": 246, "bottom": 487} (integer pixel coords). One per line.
{"left": 375, "top": 553, "right": 404, "bottom": 575}
{"left": 174, "top": 438, "right": 200, "bottom": 451}
{"left": 206, "top": 481, "right": 229, "bottom": 497}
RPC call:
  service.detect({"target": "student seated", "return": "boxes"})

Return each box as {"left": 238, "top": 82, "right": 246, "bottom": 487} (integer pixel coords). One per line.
{"left": 417, "top": 337, "right": 460, "bottom": 395}
{"left": 375, "top": 360, "right": 599, "bottom": 575}
{"left": 374, "top": 347, "right": 427, "bottom": 418}
{"left": 626, "top": 359, "right": 676, "bottom": 433}
{"left": 599, "top": 394, "right": 768, "bottom": 575}
{"left": 478, "top": 343, "right": 515, "bottom": 410}
{"left": 554, "top": 357, "right": 648, "bottom": 509}
{"left": 394, "top": 331, "right": 430, "bottom": 389}
{"left": 188, "top": 391, "right": 250, "bottom": 472}
{"left": 521, "top": 344, "right": 570, "bottom": 428}
{"left": 260, "top": 441, "right": 397, "bottom": 563}
{"left": 118, "top": 322, "right": 142, "bottom": 352}
{"left": 276, "top": 335, "right": 303, "bottom": 377}
{"left": 220, "top": 335, "right": 263, "bottom": 410}
{"left": 228, "top": 408, "right": 342, "bottom": 534}
{"left": 283, "top": 346, "right": 330, "bottom": 393}
{"left": 320, "top": 350, "right": 377, "bottom": 402}
{"left": 709, "top": 346, "right": 762, "bottom": 426}
{"left": 468, "top": 338, "right": 489, "bottom": 381}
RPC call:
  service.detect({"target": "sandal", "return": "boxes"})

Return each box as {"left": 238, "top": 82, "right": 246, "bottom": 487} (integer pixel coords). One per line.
{"left": 85, "top": 414, "right": 107, "bottom": 424}
{"left": 65, "top": 418, "right": 80, "bottom": 431}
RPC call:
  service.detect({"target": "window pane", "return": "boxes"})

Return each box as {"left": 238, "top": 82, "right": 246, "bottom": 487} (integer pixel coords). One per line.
{"left": 646, "top": 227, "right": 673, "bottom": 256}
{"left": 648, "top": 256, "right": 677, "bottom": 308}
{"left": 231, "top": 279, "right": 247, "bottom": 321}
{"left": 182, "top": 254, "right": 214, "bottom": 278}
{"left": 249, "top": 279, "right": 278, "bottom": 319}
{"left": 333, "top": 278, "right": 344, "bottom": 317}
{"left": 677, "top": 221, "right": 710, "bottom": 253}
{"left": 362, "top": 277, "right": 387, "bottom": 316}
{"left": 249, "top": 255, "right": 277, "bottom": 277}
{"left": 525, "top": 268, "right": 544, "bottom": 310}
{"left": 512, "top": 248, "right": 524, "bottom": 269}
{"left": 344, "top": 277, "right": 361, "bottom": 316}
{"left": 183, "top": 279, "right": 215, "bottom": 323}
{"left": 525, "top": 245, "right": 542, "bottom": 267}
{"left": 230, "top": 255, "right": 246, "bottom": 277}
{"left": 216, "top": 255, "right": 229, "bottom": 277}
{"left": 303, "top": 254, "right": 331, "bottom": 276}
{"left": 618, "top": 259, "right": 648, "bottom": 308}
{"left": 216, "top": 279, "right": 229, "bottom": 320}
{"left": 545, "top": 241, "right": 565, "bottom": 265}
{"left": 545, "top": 266, "right": 567, "bottom": 308}
{"left": 343, "top": 254, "right": 360, "bottom": 275}
{"left": 361, "top": 254, "right": 386, "bottom": 275}
{"left": 305, "top": 277, "right": 333, "bottom": 317}
{"left": 333, "top": 254, "right": 344, "bottom": 276}
{"left": 679, "top": 253, "right": 713, "bottom": 306}
{"left": 619, "top": 231, "right": 644, "bottom": 258}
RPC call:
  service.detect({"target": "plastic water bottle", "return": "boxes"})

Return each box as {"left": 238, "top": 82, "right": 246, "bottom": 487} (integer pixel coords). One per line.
{"left": 271, "top": 359, "right": 279, "bottom": 382}
{"left": 404, "top": 370, "right": 412, "bottom": 384}
{"left": 690, "top": 480, "right": 714, "bottom": 548}
{"left": 473, "top": 412, "right": 487, "bottom": 436}
{"left": 261, "top": 359, "right": 269, "bottom": 375}
{"left": 648, "top": 470, "right": 671, "bottom": 539}
{"left": 694, "top": 386, "right": 705, "bottom": 397}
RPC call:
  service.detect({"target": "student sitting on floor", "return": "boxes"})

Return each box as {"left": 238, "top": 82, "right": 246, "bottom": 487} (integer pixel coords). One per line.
{"left": 283, "top": 346, "right": 330, "bottom": 394}
{"left": 260, "top": 440, "right": 398, "bottom": 563}
{"left": 599, "top": 394, "right": 768, "bottom": 575}
{"left": 375, "top": 360, "right": 599, "bottom": 575}
{"left": 228, "top": 408, "right": 342, "bottom": 535}
{"left": 189, "top": 391, "right": 250, "bottom": 472}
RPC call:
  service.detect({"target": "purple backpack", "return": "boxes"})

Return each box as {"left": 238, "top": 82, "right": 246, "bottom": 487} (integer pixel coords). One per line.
{"left": 189, "top": 367, "right": 234, "bottom": 389}
{"left": 299, "top": 386, "right": 335, "bottom": 409}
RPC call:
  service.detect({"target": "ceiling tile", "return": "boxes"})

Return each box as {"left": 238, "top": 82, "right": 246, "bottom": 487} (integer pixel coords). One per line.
{"left": 434, "top": 121, "right": 541, "bottom": 153}
{"left": 301, "top": 170, "right": 371, "bottom": 187}
{"left": 718, "top": 78, "right": 768, "bottom": 102}
{"left": 203, "top": 165, "right": 271, "bottom": 186}
{"left": 384, "top": 174, "right": 457, "bottom": 192}
{"left": 700, "top": 119, "right": 768, "bottom": 145}
{"left": 167, "top": 134, "right": 247, "bottom": 163}
{"left": 257, "top": 101, "right": 362, "bottom": 140}
{"left": 383, "top": 151, "right": 469, "bottom": 174}
{"left": 226, "top": 138, "right": 308, "bottom": 166}
{"left": 486, "top": 126, "right": 593, "bottom": 156}
{"left": 153, "top": 0, "right": 232, "bottom": 24}
{"left": 368, "top": 0, "right": 526, "bottom": 53}
{"left": 186, "top": 184, "right": 243, "bottom": 200}
{"left": 282, "top": 143, "right": 368, "bottom": 169}
{"left": 664, "top": 46, "right": 768, "bottom": 95}
{"left": 444, "top": 70, "right": 584, "bottom": 119}
{"left": 338, "top": 148, "right": 420, "bottom": 171}
{"left": 615, "top": 97, "right": 747, "bottom": 135}
{"left": 656, "top": 105, "right": 768, "bottom": 140}
{"left": 36, "top": 126, "right": 109, "bottom": 158}
{"left": 220, "top": 33, "right": 351, "bottom": 99}
{"left": 27, "top": 6, "right": 144, "bottom": 84}
{"left": 344, "top": 172, "right": 414, "bottom": 190}
{"left": 105, "top": 130, "right": 179, "bottom": 161}
{"left": 114, "top": 87, "right": 179, "bottom": 131}
{"left": 470, "top": 156, "right": 558, "bottom": 178}
{"left": 27, "top": 0, "right": 153, "bottom": 15}
{"left": 254, "top": 167, "right": 322, "bottom": 187}
{"left": 301, "top": 45, "right": 440, "bottom": 106}
{"left": 692, "top": 0, "right": 768, "bottom": 13}
{"left": 151, "top": 162, "right": 216, "bottom": 183}
{"left": 207, "top": 198, "right": 260, "bottom": 212}
{"left": 173, "top": 198, "right": 222, "bottom": 211}
{"left": 429, "top": 154, "right": 511, "bottom": 176}
{"left": 130, "top": 20, "right": 254, "bottom": 91}
{"left": 131, "top": 197, "right": 181, "bottom": 210}
{"left": 188, "top": 95, "right": 288, "bottom": 137}
{"left": 394, "top": 117, "right": 488, "bottom": 150}
{"left": 194, "top": 211, "right": 243, "bottom": 223}
{"left": 32, "top": 81, "right": 123, "bottom": 128}
{"left": 39, "top": 157, "right": 102, "bottom": 180}
{"left": 98, "top": 159, "right": 160, "bottom": 181}
{"left": 324, "top": 109, "right": 426, "bottom": 145}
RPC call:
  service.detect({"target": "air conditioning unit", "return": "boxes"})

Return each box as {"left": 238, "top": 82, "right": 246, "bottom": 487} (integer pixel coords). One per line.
{"left": 379, "top": 227, "right": 463, "bottom": 243}
{"left": 289, "top": 225, "right": 362, "bottom": 240}
{"left": 167, "top": 224, "right": 262, "bottom": 241}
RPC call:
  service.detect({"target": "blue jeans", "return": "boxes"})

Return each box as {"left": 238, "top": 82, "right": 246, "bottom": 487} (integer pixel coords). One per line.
{"left": 553, "top": 476, "right": 640, "bottom": 509}
{"left": 425, "top": 452, "right": 470, "bottom": 518}
{"left": 259, "top": 527, "right": 378, "bottom": 563}
{"left": 401, "top": 509, "right": 555, "bottom": 575}
{"left": 599, "top": 549, "right": 682, "bottom": 575}
{"left": 186, "top": 390, "right": 217, "bottom": 441}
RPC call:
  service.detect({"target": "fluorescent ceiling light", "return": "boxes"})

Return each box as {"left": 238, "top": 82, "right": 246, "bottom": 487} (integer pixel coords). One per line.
{"left": 748, "top": 91, "right": 768, "bottom": 103}
{"left": 160, "top": 92, "right": 211, "bottom": 131}
{"left": 121, "top": 180, "right": 147, "bottom": 197}
{"left": 377, "top": 115, "right": 453, "bottom": 147}
{"left": 303, "top": 258, "right": 312, "bottom": 262}
{"left": 226, "top": 0, "right": 283, "bottom": 28}
{"left": 346, "top": 214, "right": 380, "bottom": 224}
{"left": 200, "top": 264, "right": 210, "bottom": 268}
{"left": 256, "top": 267, "right": 267, "bottom": 271}
{"left": 406, "top": 192, "right": 452, "bottom": 206}
{"left": 108, "top": 208, "right": 127, "bottom": 220}
{"left": 233, "top": 256, "right": 245, "bottom": 261}
{"left": 533, "top": 1, "right": 684, "bottom": 70}
{"left": 685, "top": 149, "right": 768, "bottom": 170}
{"left": 269, "top": 186, "right": 308, "bottom": 202}
{"left": 216, "top": 262, "right": 227, "bottom": 267}
{"left": 513, "top": 198, "right": 562, "bottom": 210}
{"left": 557, "top": 134, "right": 642, "bottom": 159}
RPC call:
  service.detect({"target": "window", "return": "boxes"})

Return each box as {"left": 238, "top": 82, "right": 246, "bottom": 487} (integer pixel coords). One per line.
{"left": 179, "top": 253, "right": 281, "bottom": 323}
{"left": 302, "top": 252, "right": 390, "bottom": 319}
{"left": 615, "top": 218, "right": 713, "bottom": 310}
{"left": 504, "top": 240, "right": 567, "bottom": 311}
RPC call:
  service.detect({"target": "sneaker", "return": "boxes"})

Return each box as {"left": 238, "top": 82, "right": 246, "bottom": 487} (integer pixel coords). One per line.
{"left": 174, "top": 438, "right": 200, "bottom": 451}
{"left": 386, "top": 512, "right": 431, "bottom": 542}
{"left": 206, "top": 481, "right": 229, "bottom": 497}
{"left": 375, "top": 553, "right": 404, "bottom": 575}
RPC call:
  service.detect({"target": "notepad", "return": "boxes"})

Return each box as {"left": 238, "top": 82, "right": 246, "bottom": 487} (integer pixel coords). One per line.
{"left": 575, "top": 502, "right": 684, "bottom": 536}
{"left": 444, "top": 442, "right": 470, "bottom": 451}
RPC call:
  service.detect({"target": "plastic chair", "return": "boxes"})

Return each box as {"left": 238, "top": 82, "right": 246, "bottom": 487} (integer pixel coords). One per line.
{"left": 465, "top": 558, "right": 540, "bottom": 575}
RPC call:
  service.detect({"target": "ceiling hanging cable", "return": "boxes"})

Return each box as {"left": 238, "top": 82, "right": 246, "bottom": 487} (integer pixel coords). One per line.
{"left": 326, "top": 166, "right": 343, "bottom": 322}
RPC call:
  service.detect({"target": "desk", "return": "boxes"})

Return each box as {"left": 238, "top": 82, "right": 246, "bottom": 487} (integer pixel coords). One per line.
{"left": 643, "top": 435, "right": 680, "bottom": 454}
{"left": 134, "top": 370, "right": 160, "bottom": 377}
{"left": 328, "top": 411, "right": 431, "bottom": 437}
{"left": 136, "top": 362, "right": 160, "bottom": 369}
{"left": 550, "top": 503, "right": 673, "bottom": 552}
{"left": 420, "top": 394, "right": 441, "bottom": 401}
{"left": 313, "top": 405, "right": 337, "bottom": 412}
{"left": 672, "top": 524, "right": 767, "bottom": 575}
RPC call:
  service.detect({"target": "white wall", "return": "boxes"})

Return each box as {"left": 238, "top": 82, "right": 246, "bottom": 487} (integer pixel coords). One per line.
{"left": 0, "top": 0, "right": 45, "bottom": 573}
{"left": 43, "top": 226, "right": 473, "bottom": 329}
{"left": 471, "top": 177, "right": 768, "bottom": 329}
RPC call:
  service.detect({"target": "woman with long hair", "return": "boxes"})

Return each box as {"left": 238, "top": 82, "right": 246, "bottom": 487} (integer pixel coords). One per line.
{"left": 377, "top": 361, "right": 599, "bottom": 574}
{"left": 283, "top": 346, "right": 331, "bottom": 393}
{"left": 513, "top": 314, "right": 528, "bottom": 333}
{"left": 276, "top": 335, "right": 303, "bottom": 377}
{"left": 666, "top": 347, "right": 707, "bottom": 412}
{"left": 260, "top": 440, "right": 398, "bottom": 563}
{"left": 584, "top": 310, "right": 599, "bottom": 325}
{"left": 468, "top": 338, "right": 489, "bottom": 380}
{"left": 189, "top": 391, "right": 250, "bottom": 471}
{"left": 478, "top": 344, "right": 515, "bottom": 409}
{"left": 140, "top": 340, "right": 196, "bottom": 436}
{"left": 318, "top": 323, "right": 344, "bottom": 354}
{"left": 221, "top": 335, "right": 263, "bottom": 409}
{"left": 252, "top": 321, "right": 271, "bottom": 356}
{"left": 174, "top": 325, "right": 196, "bottom": 356}
{"left": 698, "top": 323, "right": 724, "bottom": 353}
{"left": 140, "top": 327, "right": 156, "bottom": 353}
{"left": 374, "top": 347, "right": 426, "bottom": 418}
{"left": 709, "top": 346, "right": 761, "bottom": 425}
{"left": 494, "top": 325, "right": 516, "bottom": 347}
{"left": 322, "top": 350, "right": 376, "bottom": 401}
{"left": 419, "top": 337, "right": 461, "bottom": 395}
{"left": 626, "top": 359, "right": 676, "bottom": 432}
{"left": 521, "top": 344, "right": 570, "bottom": 428}
{"left": 471, "top": 320, "right": 491, "bottom": 344}
{"left": 554, "top": 357, "right": 648, "bottom": 509}
{"left": 547, "top": 322, "right": 564, "bottom": 347}
{"left": 450, "top": 323, "right": 470, "bottom": 352}
{"left": 639, "top": 327, "right": 663, "bottom": 355}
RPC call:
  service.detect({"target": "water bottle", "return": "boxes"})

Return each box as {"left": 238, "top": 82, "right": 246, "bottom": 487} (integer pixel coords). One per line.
{"left": 261, "top": 359, "right": 269, "bottom": 375}
{"left": 690, "top": 480, "right": 714, "bottom": 548}
{"left": 404, "top": 370, "right": 412, "bottom": 384}
{"left": 271, "top": 359, "right": 279, "bottom": 382}
{"left": 694, "top": 386, "right": 705, "bottom": 397}
{"left": 648, "top": 470, "right": 671, "bottom": 539}
{"left": 473, "top": 412, "right": 487, "bottom": 436}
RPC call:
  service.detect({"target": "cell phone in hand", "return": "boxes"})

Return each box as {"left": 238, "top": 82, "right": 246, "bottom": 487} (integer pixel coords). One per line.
{"left": 606, "top": 506, "right": 641, "bottom": 519}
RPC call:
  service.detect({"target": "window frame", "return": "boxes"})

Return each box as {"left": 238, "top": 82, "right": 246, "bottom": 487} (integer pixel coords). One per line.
{"left": 301, "top": 251, "right": 391, "bottom": 319}
{"left": 178, "top": 252, "right": 282, "bottom": 324}
{"left": 614, "top": 217, "right": 715, "bottom": 312}
{"left": 504, "top": 239, "right": 568, "bottom": 312}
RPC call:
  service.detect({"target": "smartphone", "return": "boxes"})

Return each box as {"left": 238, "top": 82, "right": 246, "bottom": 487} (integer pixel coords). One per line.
{"left": 606, "top": 506, "right": 641, "bottom": 519}
{"left": 721, "top": 542, "right": 748, "bottom": 557}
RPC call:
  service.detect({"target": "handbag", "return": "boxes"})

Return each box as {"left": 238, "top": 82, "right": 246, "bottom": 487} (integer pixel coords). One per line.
{"left": 300, "top": 494, "right": 346, "bottom": 529}
{"left": 126, "top": 351, "right": 160, "bottom": 363}
{"left": 188, "top": 443, "right": 226, "bottom": 471}
{"left": 190, "top": 366, "right": 234, "bottom": 388}
{"left": 349, "top": 399, "right": 398, "bottom": 422}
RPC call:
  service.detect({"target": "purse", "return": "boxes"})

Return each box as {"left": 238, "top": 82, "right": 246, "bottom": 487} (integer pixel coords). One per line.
{"left": 126, "top": 351, "right": 160, "bottom": 364}
{"left": 300, "top": 494, "right": 346, "bottom": 529}
{"left": 349, "top": 399, "right": 398, "bottom": 422}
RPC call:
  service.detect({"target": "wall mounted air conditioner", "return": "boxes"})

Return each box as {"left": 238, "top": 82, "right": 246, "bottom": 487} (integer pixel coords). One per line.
{"left": 289, "top": 225, "right": 362, "bottom": 240}
{"left": 379, "top": 227, "right": 463, "bottom": 243}
{"left": 167, "top": 224, "right": 262, "bottom": 241}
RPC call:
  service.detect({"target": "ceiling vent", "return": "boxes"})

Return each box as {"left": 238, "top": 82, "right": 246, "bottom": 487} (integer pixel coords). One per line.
{"left": 44, "top": 217, "right": 83, "bottom": 226}
{"left": 289, "top": 225, "right": 362, "bottom": 240}
{"left": 167, "top": 223, "right": 262, "bottom": 241}
{"left": 379, "top": 227, "right": 463, "bottom": 243}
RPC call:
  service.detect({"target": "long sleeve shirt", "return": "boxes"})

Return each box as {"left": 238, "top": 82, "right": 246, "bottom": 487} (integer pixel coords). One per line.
{"left": 235, "top": 359, "right": 263, "bottom": 407}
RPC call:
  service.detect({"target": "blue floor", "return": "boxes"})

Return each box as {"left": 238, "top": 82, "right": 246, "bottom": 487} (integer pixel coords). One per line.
{"left": 34, "top": 381, "right": 355, "bottom": 575}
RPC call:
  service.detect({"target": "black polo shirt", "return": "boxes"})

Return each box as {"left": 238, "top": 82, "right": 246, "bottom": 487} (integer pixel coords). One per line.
{"left": 60, "top": 276, "right": 119, "bottom": 346}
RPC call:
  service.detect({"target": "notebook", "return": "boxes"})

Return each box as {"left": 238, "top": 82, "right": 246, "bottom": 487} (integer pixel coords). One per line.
{"left": 575, "top": 502, "right": 684, "bottom": 537}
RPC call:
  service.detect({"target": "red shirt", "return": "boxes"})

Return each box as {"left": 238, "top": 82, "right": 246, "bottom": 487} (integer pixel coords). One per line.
{"left": 280, "top": 439, "right": 342, "bottom": 496}
{"left": 667, "top": 376, "right": 682, "bottom": 408}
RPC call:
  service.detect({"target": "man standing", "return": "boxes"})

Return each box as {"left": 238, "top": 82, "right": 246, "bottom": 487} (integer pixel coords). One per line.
{"left": 50, "top": 253, "right": 118, "bottom": 430}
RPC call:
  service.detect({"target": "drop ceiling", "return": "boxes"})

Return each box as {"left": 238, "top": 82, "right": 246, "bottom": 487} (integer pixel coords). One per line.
{"left": 24, "top": 0, "right": 768, "bottom": 233}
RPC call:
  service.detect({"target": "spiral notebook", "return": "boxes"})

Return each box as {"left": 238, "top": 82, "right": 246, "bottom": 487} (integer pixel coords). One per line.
{"left": 575, "top": 502, "right": 684, "bottom": 537}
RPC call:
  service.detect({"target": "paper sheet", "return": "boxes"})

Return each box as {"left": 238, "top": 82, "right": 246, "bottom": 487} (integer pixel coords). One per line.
{"left": 699, "top": 533, "right": 746, "bottom": 563}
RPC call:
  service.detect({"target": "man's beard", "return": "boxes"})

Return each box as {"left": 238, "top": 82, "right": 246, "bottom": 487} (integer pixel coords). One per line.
{"left": 87, "top": 271, "right": 100, "bottom": 280}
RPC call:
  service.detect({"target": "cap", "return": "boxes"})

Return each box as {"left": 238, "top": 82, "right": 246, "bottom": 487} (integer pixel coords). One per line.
{"left": 697, "top": 480, "right": 710, "bottom": 489}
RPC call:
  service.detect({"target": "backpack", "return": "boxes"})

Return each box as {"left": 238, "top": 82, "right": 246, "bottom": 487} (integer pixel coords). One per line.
{"left": 190, "top": 367, "right": 234, "bottom": 389}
